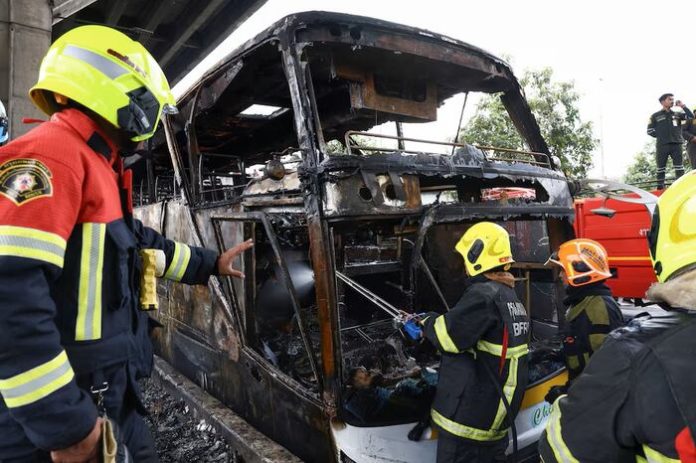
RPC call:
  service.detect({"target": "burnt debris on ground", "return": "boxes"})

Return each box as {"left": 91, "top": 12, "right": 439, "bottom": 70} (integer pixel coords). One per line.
{"left": 141, "top": 379, "right": 238, "bottom": 463}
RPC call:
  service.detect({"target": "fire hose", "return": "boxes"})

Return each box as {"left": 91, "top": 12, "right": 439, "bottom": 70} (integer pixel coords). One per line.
{"left": 337, "top": 270, "right": 519, "bottom": 458}
{"left": 335, "top": 271, "right": 423, "bottom": 339}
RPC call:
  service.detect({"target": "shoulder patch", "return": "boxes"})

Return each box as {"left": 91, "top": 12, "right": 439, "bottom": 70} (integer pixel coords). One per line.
{"left": 0, "top": 158, "right": 53, "bottom": 206}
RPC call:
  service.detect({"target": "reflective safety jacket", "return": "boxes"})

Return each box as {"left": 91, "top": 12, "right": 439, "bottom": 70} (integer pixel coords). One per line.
{"left": 561, "top": 282, "right": 624, "bottom": 381}
{"left": 422, "top": 272, "right": 530, "bottom": 444}
{"left": 0, "top": 109, "right": 218, "bottom": 456}
{"left": 539, "top": 313, "right": 696, "bottom": 463}
{"left": 647, "top": 107, "right": 694, "bottom": 146}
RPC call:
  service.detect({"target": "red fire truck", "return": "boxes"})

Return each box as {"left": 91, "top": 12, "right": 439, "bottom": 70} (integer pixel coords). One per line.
{"left": 574, "top": 187, "right": 662, "bottom": 302}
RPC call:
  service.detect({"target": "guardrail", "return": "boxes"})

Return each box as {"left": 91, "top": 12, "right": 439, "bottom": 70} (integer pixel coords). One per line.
{"left": 343, "top": 131, "right": 552, "bottom": 168}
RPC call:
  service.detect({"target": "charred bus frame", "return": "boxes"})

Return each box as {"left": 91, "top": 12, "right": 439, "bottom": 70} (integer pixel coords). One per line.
{"left": 134, "top": 12, "right": 575, "bottom": 462}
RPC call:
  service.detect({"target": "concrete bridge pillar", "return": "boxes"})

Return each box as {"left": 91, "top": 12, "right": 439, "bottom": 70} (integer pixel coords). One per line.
{"left": 0, "top": 0, "right": 52, "bottom": 140}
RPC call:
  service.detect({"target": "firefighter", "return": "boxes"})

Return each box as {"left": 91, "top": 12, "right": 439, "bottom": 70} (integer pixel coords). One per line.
{"left": 646, "top": 94, "right": 693, "bottom": 189}
{"left": 419, "top": 222, "right": 530, "bottom": 463}
{"left": 684, "top": 107, "right": 696, "bottom": 169}
{"left": 543, "top": 238, "right": 624, "bottom": 403}
{"left": 539, "top": 171, "right": 696, "bottom": 462}
{"left": 0, "top": 26, "right": 253, "bottom": 462}
{"left": 0, "top": 98, "right": 8, "bottom": 146}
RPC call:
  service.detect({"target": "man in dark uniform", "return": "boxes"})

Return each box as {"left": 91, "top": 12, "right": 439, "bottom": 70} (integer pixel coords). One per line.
{"left": 647, "top": 93, "right": 693, "bottom": 189}
{"left": 539, "top": 171, "right": 696, "bottom": 462}
{"left": 0, "top": 26, "right": 252, "bottom": 462}
{"left": 543, "top": 238, "right": 624, "bottom": 403}
{"left": 684, "top": 107, "right": 696, "bottom": 169}
{"left": 419, "top": 222, "right": 530, "bottom": 463}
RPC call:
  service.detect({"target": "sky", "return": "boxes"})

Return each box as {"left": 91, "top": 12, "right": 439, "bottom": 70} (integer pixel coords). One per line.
{"left": 174, "top": 0, "right": 696, "bottom": 179}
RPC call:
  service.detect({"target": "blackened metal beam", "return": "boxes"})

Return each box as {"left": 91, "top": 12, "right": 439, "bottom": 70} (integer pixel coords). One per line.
{"left": 52, "top": 0, "right": 100, "bottom": 25}
{"left": 163, "top": 0, "right": 267, "bottom": 86}
{"left": 137, "top": 0, "right": 174, "bottom": 49}
{"left": 158, "top": 0, "right": 227, "bottom": 68}
{"left": 104, "top": 0, "right": 128, "bottom": 26}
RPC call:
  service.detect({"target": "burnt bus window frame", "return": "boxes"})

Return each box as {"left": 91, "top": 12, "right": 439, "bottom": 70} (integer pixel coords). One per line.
{"left": 211, "top": 212, "right": 322, "bottom": 393}
{"left": 410, "top": 210, "right": 563, "bottom": 322}
{"left": 156, "top": 38, "right": 298, "bottom": 209}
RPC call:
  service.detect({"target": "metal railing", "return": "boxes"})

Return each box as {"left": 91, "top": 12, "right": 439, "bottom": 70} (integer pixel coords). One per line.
{"left": 342, "top": 131, "right": 551, "bottom": 168}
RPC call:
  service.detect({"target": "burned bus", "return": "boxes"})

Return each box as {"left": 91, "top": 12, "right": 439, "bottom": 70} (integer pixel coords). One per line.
{"left": 134, "top": 12, "right": 573, "bottom": 462}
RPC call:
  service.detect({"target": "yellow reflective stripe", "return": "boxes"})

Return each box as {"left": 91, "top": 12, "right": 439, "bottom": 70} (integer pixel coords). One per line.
{"left": 643, "top": 446, "right": 680, "bottom": 463}
{"left": 477, "top": 339, "right": 529, "bottom": 358}
{"left": 589, "top": 333, "right": 607, "bottom": 352}
{"left": 567, "top": 355, "right": 580, "bottom": 371}
{"left": 76, "top": 223, "right": 105, "bottom": 341}
{"left": 431, "top": 408, "right": 506, "bottom": 441}
{"left": 0, "top": 225, "right": 66, "bottom": 267}
{"left": 434, "top": 316, "right": 459, "bottom": 353}
{"left": 0, "top": 351, "right": 74, "bottom": 408}
{"left": 164, "top": 242, "right": 191, "bottom": 282}
{"left": 607, "top": 256, "right": 651, "bottom": 261}
{"left": 545, "top": 398, "right": 580, "bottom": 463}
{"left": 491, "top": 356, "right": 519, "bottom": 430}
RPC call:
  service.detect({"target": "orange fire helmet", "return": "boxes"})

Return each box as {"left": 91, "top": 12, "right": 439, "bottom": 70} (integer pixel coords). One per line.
{"left": 546, "top": 238, "right": 612, "bottom": 287}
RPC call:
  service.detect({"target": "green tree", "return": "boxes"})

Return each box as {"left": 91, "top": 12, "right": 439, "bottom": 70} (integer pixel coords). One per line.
{"left": 623, "top": 143, "right": 691, "bottom": 185}
{"left": 623, "top": 144, "right": 656, "bottom": 184}
{"left": 460, "top": 67, "right": 597, "bottom": 179}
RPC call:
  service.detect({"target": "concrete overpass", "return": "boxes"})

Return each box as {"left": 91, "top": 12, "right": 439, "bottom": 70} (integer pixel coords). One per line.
{"left": 0, "top": 0, "right": 266, "bottom": 139}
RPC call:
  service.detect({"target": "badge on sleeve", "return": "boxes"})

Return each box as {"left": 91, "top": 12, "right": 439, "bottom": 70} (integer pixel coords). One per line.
{"left": 0, "top": 159, "right": 53, "bottom": 206}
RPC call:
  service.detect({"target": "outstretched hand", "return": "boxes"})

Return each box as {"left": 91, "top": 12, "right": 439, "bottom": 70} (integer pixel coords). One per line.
{"left": 217, "top": 239, "right": 254, "bottom": 278}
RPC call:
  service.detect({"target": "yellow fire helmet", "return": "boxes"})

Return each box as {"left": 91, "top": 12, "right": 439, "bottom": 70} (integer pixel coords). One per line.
{"left": 455, "top": 222, "right": 514, "bottom": 277}
{"left": 648, "top": 171, "right": 696, "bottom": 282}
{"left": 30, "top": 25, "right": 177, "bottom": 142}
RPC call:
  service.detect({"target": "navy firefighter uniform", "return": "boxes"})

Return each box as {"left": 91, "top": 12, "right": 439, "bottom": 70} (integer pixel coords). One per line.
{"left": 0, "top": 109, "right": 218, "bottom": 460}
{"left": 420, "top": 222, "right": 530, "bottom": 463}
{"left": 0, "top": 24, "right": 258, "bottom": 462}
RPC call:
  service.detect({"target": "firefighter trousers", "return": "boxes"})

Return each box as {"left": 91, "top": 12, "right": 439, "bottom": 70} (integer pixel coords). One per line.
{"left": 0, "top": 362, "right": 158, "bottom": 462}
{"left": 656, "top": 144, "right": 684, "bottom": 189}
{"left": 436, "top": 432, "right": 507, "bottom": 463}
{"left": 687, "top": 141, "right": 696, "bottom": 171}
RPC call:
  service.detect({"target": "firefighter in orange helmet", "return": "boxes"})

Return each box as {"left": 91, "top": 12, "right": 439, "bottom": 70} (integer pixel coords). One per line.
{"left": 544, "top": 238, "right": 624, "bottom": 403}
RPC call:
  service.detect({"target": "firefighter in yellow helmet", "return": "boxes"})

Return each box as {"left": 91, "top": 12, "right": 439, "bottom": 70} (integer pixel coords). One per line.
{"left": 539, "top": 173, "right": 696, "bottom": 462}
{"left": 543, "top": 239, "right": 624, "bottom": 403}
{"left": 419, "top": 222, "right": 530, "bottom": 463}
{"left": 0, "top": 26, "right": 252, "bottom": 461}
{"left": 0, "top": 99, "right": 8, "bottom": 146}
